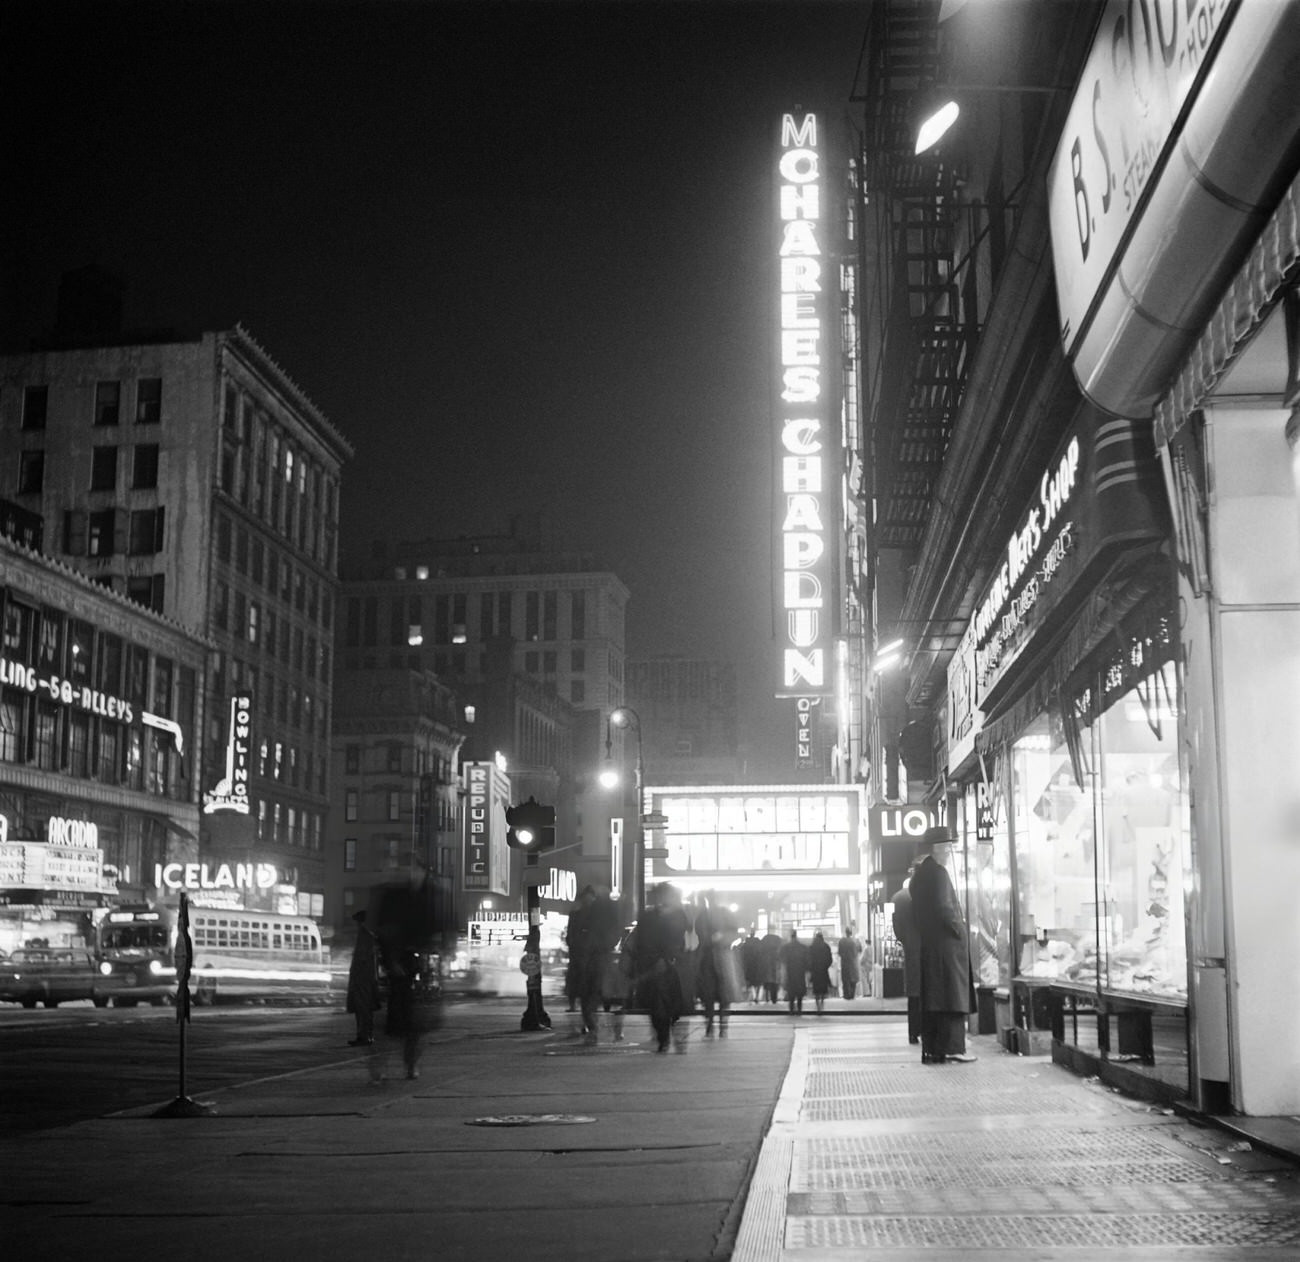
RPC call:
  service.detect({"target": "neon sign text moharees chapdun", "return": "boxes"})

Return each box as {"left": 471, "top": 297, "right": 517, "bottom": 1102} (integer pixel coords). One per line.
{"left": 777, "top": 112, "right": 832, "bottom": 698}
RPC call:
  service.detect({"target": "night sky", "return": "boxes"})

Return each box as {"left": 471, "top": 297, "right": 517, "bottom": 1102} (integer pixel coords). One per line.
{"left": 2, "top": 0, "right": 868, "bottom": 775}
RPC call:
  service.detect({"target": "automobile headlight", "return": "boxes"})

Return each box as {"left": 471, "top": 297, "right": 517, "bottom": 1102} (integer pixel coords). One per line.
{"left": 149, "top": 959, "right": 165, "bottom": 976}
{"left": 99, "top": 961, "right": 113, "bottom": 976}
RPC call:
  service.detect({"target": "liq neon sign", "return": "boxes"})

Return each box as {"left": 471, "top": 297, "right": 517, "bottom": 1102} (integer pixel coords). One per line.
{"left": 776, "top": 111, "right": 834, "bottom": 699}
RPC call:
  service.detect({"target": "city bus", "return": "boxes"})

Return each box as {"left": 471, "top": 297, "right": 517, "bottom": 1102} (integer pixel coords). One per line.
{"left": 95, "top": 906, "right": 178, "bottom": 1006}
{"left": 187, "top": 909, "right": 332, "bottom": 1004}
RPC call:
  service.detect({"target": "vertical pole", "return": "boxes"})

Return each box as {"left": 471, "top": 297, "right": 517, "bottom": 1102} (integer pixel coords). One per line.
{"left": 520, "top": 851, "right": 551, "bottom": 1030}
{"left": 634, "top": 739, "right": 646, "bottom": 923}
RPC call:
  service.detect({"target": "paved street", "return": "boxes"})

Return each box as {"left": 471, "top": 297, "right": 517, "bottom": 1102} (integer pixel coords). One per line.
{"left": 2, "top": 1008, "right": 1297, "bottom": 1261}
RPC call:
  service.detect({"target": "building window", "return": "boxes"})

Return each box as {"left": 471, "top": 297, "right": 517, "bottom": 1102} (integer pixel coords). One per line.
{"left": 571, "top": 648, "right": 585, "bottom": 672}
{"left": 388, "top": 791, "right": 401, "bottom": 821}
{"left": 345, "top": 789, "right": 358, "bottom": 821}
{"left": 345, "top": 744, "right": 360, "bottom": 774}
{"left": 543, "top": 590, "right": 557, "bottom": 640}
{"left": 132, "top": 443, "right": 160, "bottom": 489}
{"left": 525, "top": 651, "right": 538, "bottom": 673}
{"left": 344, "top": 838, "right": 357, "bottom": 871}
{"left": 251, "top": 538, "right": 264, "bottom": 585}
{"left": 214, "top": 581, "right": 228, "bottom": 631}
{"left": 387, "top": 743, "right": 402, "bottom": 772}
{"left": 571, "top": 679, "right": 586, "bottom": 704}
{"left": 543, "top": 650, "right": 556, "bottom": 675}
{"left": 216, "top": 515, "right": 231, "bottom": 562}
{"left": 22, "top": 385, "right": 48, "bottom": 430}
{"left": 128, "top": 506, "right": 165, "bottom": 555}
{"left": 135, "top": 377, "right": 162, "bottom": 424}
{"left": 248, "top": 601, "right": 260, "bottom": 644}
{"left": 525, "top": 591, "right": 540, "bottom": 641}
{"left": 91, "top": 446, "right": 118, "bottom": 491}
{"left": 571, "top": 590, "right": 586, "bottom": 639}
{"left": 88, "top": 509, "right": 117, "bottom": 556}
{"left": 126, "top": 574, "right": 165, "bottom": 613}
{"left": 94, "top": 381, "right": 120, "bottom": 426}
{"left": 18, "top": 450, "right": 44, "bottom": 494}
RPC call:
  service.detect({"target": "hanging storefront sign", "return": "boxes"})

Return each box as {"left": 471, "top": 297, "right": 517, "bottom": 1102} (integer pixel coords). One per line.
{"left": 203, "top": 692, "right": 252, "bottom": 815}
{"left": 775, "top": 110, "right": 838, "bottom": 706}
{"left": 0, "top": 813, "right": 116, "bottom": 903}
{"left": 650, "top": 787, "right": 863, "bottom": 879}
{"left": 968, "top": 410, "right": 1166, "bottom": 713}
{"left": 462, "top": 761, "right": 510, "bottom": 897}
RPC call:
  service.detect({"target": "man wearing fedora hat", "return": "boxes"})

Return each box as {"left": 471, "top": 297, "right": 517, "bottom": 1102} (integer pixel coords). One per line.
{"left": 909, "top": 825, "right": 977, "bottom": 1064}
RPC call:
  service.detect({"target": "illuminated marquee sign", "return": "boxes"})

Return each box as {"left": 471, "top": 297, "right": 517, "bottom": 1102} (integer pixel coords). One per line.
{"left": 203, "top": 692, "right": 252, "bottom": 815}
{"left": 655, "top": 788, "right": 862, "bottom": 876}
{"left": 0, "top": 816, "right": 113, "bottom": 893}
{"left": 776, "top": 111, "right": 835, "bottom": 703}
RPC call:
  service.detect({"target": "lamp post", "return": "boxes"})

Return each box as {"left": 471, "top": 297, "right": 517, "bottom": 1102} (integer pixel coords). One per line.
{"left": 600, "top": 706, "right": 646, "bottom": 923}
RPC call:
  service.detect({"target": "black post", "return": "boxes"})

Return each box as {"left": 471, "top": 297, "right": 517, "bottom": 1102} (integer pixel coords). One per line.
{"left": 153, "top": 891, "right": 214, "bottom": 1117}
{"left": 520, "top": 851, "right": 551, "bottom": 1031}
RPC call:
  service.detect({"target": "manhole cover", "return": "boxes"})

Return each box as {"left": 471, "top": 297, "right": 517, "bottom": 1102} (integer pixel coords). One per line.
{"left": 467, "top": 1114, "right": 597, "bottom": 1127}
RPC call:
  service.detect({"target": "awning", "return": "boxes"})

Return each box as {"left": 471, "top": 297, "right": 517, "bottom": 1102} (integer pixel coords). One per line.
{"left": 141, "top": 812, "right": 198, "bottom": 842}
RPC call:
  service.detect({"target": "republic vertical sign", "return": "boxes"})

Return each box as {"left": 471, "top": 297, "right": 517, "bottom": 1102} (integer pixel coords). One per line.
{"left": 775, "top": 111, "right": 837, "bottom": 764}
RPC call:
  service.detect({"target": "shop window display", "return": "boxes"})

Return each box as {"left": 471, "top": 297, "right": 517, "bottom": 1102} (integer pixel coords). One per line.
{"left": 1011, "top": 656, "right": 1186, "bottom": 999}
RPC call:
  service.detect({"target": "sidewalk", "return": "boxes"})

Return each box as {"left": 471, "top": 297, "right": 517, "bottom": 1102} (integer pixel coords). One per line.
{"left": 4, "top": 1011, "right": 1298, "bottom": 1261}
{"left": 733, "top": 1021, "right": 1300, "bottom": 1261}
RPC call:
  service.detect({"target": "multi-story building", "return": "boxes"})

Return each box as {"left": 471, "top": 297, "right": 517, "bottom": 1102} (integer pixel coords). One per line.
{"left": 326, "top": 668, "right": 465, "bottom": 941}
{"left": 339, "top": 516, "right": 628, "bottom": 913}
{"left": 0, "top": 533, "right": 206, "bottom": 953}
{"left": 625, "top": 656, "right": 741, "bottom": 784}
{"left": 0, "top": 271, "right": 353, "bottom": 915}
{"left": 852, "top": 0, "right": 1300, "bottom": 1119}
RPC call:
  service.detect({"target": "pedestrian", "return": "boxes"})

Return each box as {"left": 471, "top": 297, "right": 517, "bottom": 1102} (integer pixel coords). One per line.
{"left": 634, "top": 883, "right": 689, "bottom": 1052}
{"left": 892, "top": 865, "right": 923, "bottom": 1045}
{"left": 808, "top": 930, "right": 833, "bottom": 1013}
{"left": 567, "top": 885, "right": 618, "bottom": 1042}
{"left": 779, "top": 928, "right": 809, "bottom": 1014}
{"left": 837, "top": 924, "right": 862, "bottom": 1000}
{"left": 740, "top": 927, "right": 764, "bottom": 1002}
{"left": 694, "top": 893, "right": 739, "bottom": 1037}
{"left": 382, "top": 948, "right": 442, "bottom": 1080}
{"left": 759, "top": 928, "right": 783, "bottom": 1004}
{"left": 345, "top": 910, "right": 379, "bottom": 1046}
{"left": 909, "top": 826, "right": 977, "bottom": 1064}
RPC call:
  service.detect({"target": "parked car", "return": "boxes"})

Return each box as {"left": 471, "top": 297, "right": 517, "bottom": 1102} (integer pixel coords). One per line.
{"left": 0, "top": 947, "right": 99, "bottom": 1008}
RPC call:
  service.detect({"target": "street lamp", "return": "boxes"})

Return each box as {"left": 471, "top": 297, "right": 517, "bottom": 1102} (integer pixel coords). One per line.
{"left": 601, "top": 706, "right": 645, "bottom": 922}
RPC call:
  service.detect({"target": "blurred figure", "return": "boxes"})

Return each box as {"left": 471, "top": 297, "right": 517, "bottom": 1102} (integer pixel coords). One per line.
{"left": 837, "top": 924, "right": 862, "bottom": 1001}
{"left": 808, "top": 930, "right": 833, "bottom": 1014}
{"left": 635, "top": 883, "right": 689, "bottom": 1051}
{"left": 694, "top": 893, "right": 739, "bottom": 1037}
{"left": 740, "top": 927, "right": 764, "bottom": 1002}
{"left": 568, "top": 886, "right": 621, "bottom": 1043}
{"left": 345, "top": 910, "right": 379, "bottom": 1046}
{"left": 910, "top": 827, "right": 977, "bottom": 1064}
{"left": 383, "top": 948, "right": 442, "bottom": 1080}
{"left": 780, "top": 928, "right": 809, "bottom": 1015}
{"left": 892, "top": 863, "right": 923, "bottom": 1045}
{"left": 759, "top": 927, "right": 783, "bottom": 1004}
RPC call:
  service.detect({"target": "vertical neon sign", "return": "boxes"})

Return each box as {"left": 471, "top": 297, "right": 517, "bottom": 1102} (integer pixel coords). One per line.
{"left": 777, "top": 111, "right": 835, "bottom": 770}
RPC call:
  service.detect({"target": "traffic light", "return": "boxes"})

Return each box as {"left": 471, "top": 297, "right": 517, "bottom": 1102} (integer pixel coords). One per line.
{"left": 505, "top": 796, "right": 556, "bottom": 852}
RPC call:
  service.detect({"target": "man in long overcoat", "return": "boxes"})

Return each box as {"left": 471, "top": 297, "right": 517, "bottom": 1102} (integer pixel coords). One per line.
{"left": 891, "top": 866, "right": 922, "bottom": 1044}
{"left": 908, "top": 826, "right": 977, "bottom": 1064}
{"left": 345, "top": 910, "right": 380, "bottom": 1046}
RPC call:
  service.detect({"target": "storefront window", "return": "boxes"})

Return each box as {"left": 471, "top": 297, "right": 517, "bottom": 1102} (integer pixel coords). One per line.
{"left": 968, "top": 779, "right": 1012, "bottom": 989}
{"left": 1095, "top": 659, "right": 1185, "bottom": 997}
{"left": 1011, "top": 634, "right": 1186, "bottom": 1000}
{"left": 1012, "top": 716, "right": 1097, "bottom": 987}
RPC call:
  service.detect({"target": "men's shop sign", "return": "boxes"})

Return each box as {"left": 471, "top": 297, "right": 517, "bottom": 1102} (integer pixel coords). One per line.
{"left": 969, "top": 411, "right": 1166, "bottom": 710}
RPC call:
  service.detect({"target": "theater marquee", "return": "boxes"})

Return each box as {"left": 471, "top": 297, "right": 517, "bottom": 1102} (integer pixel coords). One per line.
{"left": 648, "top": 786, "right": 864, "bottom": 889}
